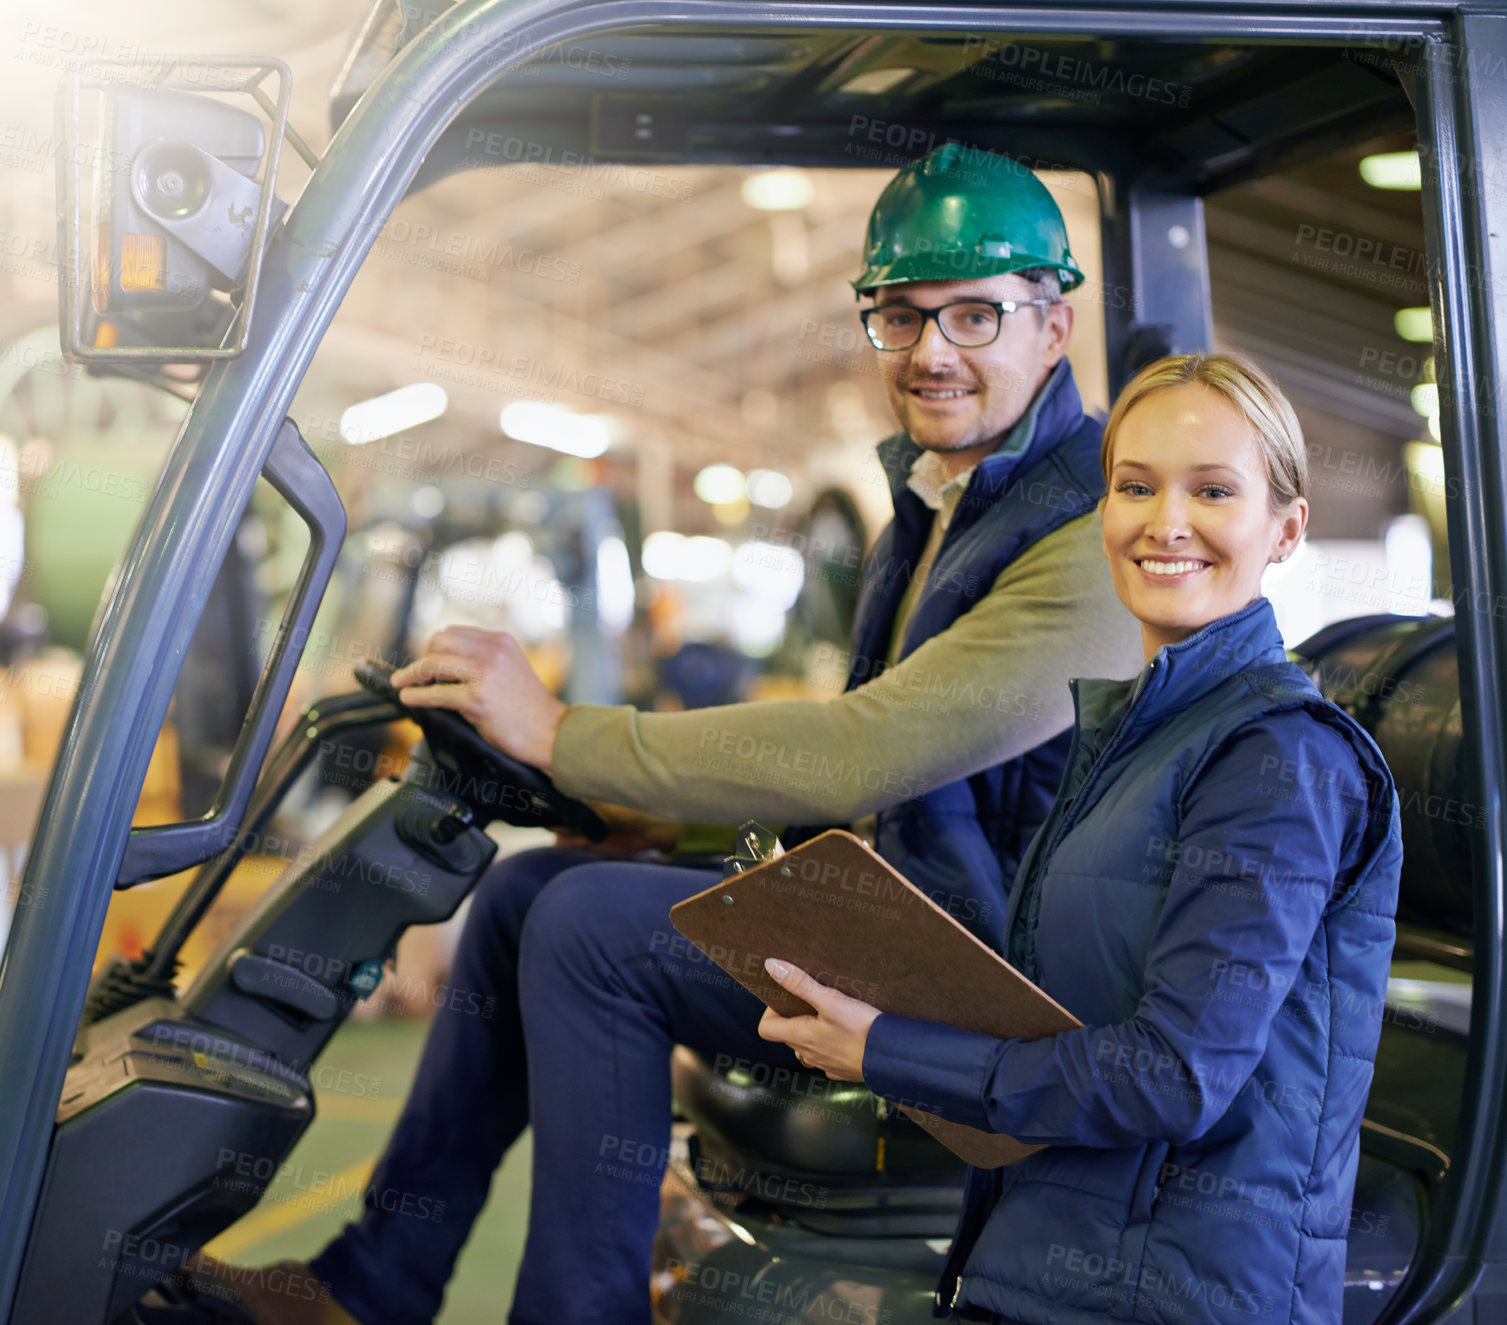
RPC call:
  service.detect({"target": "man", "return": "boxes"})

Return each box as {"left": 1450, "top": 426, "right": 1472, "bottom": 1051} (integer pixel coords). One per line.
{"left": 204, "top": 142, "right": 1142, "bottom": 1324}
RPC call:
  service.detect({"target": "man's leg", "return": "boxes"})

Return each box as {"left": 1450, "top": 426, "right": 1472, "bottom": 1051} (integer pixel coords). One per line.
{"left": 309, "top": 845, "right": 601, "bottom": 1325}
{"left": 510, "top": 861, "right": 800, "bottom": 1325}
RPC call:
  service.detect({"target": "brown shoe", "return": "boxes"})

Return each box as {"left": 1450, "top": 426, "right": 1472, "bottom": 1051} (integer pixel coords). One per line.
{"left": 182, "top": 1254, "right": 360, "bottom": 1325}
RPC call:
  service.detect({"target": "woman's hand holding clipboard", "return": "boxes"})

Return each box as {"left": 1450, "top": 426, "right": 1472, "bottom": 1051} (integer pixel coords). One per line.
{"left": 669, "top": 829, "right": 1081, "bottom": 1168}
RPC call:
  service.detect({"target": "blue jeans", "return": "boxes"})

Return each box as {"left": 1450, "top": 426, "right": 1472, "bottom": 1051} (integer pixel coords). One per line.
{"left": 310, "top": 847, "right": 795, "bottom": 1325}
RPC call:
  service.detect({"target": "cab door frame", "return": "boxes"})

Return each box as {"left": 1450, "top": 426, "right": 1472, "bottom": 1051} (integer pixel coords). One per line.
{"left": 1407, "top": 13, "right": 1507, "bottom": 1322}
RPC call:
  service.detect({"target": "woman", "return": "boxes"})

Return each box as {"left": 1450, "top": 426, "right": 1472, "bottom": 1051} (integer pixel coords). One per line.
{"left": 760, "top": 352, "right": 1403, "bottom": 1325}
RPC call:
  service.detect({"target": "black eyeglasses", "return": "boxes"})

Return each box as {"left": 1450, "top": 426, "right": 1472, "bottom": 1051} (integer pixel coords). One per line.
{"left": 859, "top": 297, "right": 1058, "bottom": 351}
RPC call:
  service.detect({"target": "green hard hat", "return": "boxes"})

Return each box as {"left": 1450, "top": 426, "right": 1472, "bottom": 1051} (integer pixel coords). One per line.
{"left": 853, "top": 143, "right": 1085, "bottom": 296}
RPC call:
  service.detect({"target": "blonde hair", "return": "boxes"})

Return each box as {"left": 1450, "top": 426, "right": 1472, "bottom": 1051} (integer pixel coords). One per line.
{"left": 1101, "top": 352, "right": 1306, "bottom": 513}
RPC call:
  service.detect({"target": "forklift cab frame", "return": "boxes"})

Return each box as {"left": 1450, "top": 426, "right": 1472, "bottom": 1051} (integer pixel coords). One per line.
{"left": 3, "top": 2, "right": 1507, "bottom": 1322}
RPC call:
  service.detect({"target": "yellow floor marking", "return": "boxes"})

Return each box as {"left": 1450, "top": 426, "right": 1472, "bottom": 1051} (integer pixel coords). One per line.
{"left": 205, "top": 1154, "right": 377, "bottom": 1261}
{"left": 315, "top": 1092, "right": 404, "bottom": 1124}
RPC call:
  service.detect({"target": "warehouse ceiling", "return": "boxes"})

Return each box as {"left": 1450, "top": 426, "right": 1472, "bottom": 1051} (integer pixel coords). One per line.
{"left": 0, "top": 0, "right": 1431, "bottom": 542}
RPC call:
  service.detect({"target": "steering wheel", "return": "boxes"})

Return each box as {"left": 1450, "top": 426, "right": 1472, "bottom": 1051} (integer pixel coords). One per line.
{"left": 354, "top": 657, "right": 608, "bottom": 842}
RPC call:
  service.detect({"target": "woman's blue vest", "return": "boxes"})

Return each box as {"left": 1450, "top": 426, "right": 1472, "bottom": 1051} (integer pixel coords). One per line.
{"left": 937, "top": 598, "right": 1403, "bottom": 1325}
{"left": 845, "top": 361, "right": 1104, "bottom": 947}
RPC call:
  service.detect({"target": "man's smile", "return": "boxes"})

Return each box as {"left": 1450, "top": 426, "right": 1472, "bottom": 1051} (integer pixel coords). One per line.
{"left": 904, "top": 382, "right": 978, "bottom": 404}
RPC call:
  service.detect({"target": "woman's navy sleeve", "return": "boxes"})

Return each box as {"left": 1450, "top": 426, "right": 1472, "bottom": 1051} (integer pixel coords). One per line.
{"left": 863, "top": 712, "right": 1367, "bottom": 1147}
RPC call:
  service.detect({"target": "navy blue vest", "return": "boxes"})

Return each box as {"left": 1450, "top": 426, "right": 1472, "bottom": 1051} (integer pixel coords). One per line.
{"left": 934, "top": 598, "right": 1402, "bottom": 1324}
{"left": 847, "top": 361, "right": 1105, "bottom": 948}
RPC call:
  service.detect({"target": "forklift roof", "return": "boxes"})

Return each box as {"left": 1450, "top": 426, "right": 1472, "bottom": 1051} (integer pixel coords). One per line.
{"left": 330, "top": 2, "right": 1419, "bottom": 190}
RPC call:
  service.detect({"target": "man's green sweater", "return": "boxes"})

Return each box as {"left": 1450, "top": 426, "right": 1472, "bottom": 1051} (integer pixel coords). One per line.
{"left": 551, "top": 509, "right": 1144, "bottom": 827}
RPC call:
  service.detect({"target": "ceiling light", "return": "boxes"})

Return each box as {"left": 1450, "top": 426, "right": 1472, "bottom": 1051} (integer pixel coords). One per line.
{"left": 1394, "top": 307, "right": 1433, "bottom": 342}
{"left": 340, "top": 383, "right": 448, "bottom": 445}
{"left": 683, "top": 536, "right": 734, "bottom": 580}
{"left": 494, "top": 530, "right": 535, "bottom": 561}
{"left": 596, "top": 535, "right": 635, "bottom": 635}
{"left": 1405, "top": 440, "right": 1444, "bottom": 482}
{"left": 838, "top": 68, "right": 916, "bottom": 95}
{"left": 640, "top": 532, "right": 685, "bottom": 581}
{"left": 693, "top": 463, "right": 745, "bottom": 504}
{"left": 411, "top": 485, "right": 445, "bottom": 519}
{"left": 641, "top": 531, "right": 733, "bottom": 582}
{"left": 742, "top": 169, "right": 815, "bottom": 212}
{"left": 732, "top": 541, "right": 805, "bottom": 609}
{"left": 500, "top": 401, "right": 611, "bottom": 458}
{"left": 745, "top": 469, "right": 794, "bottom": 509}
{"left": 1358, "top": 151, "right": 1421, "bottom": 190}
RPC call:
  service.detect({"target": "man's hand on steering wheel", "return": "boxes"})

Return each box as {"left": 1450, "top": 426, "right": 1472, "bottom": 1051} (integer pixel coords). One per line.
{"left": 391, "top": 626, "right": 567, "bottom": 772}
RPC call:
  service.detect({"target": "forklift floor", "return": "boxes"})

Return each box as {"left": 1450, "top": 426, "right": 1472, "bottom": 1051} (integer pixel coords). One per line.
{"left": 200, "top": 1017, "right": 531, "bottom": 1323}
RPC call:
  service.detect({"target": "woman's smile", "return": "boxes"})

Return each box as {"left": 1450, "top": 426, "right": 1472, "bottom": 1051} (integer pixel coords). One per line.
{"left": 1134, "top": 556, "right": 1212, "bottom": 582}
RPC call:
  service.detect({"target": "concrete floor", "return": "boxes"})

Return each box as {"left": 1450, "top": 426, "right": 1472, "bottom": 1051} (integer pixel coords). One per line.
{"left": 204, "top": 1017, "right": 531, "bottom": 1323}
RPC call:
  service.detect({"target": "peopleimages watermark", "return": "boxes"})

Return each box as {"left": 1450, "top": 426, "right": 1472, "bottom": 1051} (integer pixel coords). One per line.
{"left": 96, "top": 1230, "right": 270, "bottom": 1281}
{"left": 134, "top": 1006, "right": 485, "bottom": 1092}
{"left": 0, "top": 118, "right": 139, "bottom": 178}
{"left": 357, "top": 540, "right": 595, "bottom": 614}
{"left": 1155, "top": 1158, "right": 1392, "bottom": 1238}
{"left": 957, "top": 36, "right": 1193, "bottom": 106}
{"left": 1203, "top": 956, "right": 1437, "bottom": 1036}
{"left": 1303, "top": 440, "right": 1461, "bottom": 503}
{"left": 212, "top": 1148, "right": 445, "bottom": 1222}
{"left": 1343, "top": 30, "right": 1507, "bottom": 99}
{"left": 95, "top": 1230, "right": 333, "bottom": 1306}
{"left": 705, "top": 1055, "right": 949, "bottom": 1129}
{"left": 1091, "top": 1034, "right": 1322, "bottom": 1122}
{"left": 513, "top": 42, "right": 633, "bottom": 81}
{"left": 599, "top": 1134, "right": 831, "bottom": 1209}
{"left": 14, "top": 22, "right": 245, "bottom": 88}
{"left": 412, "top": 333, "right": 648, "bottom": 408}
{"left": 261, "top": 943, "right": 497, "bottom": 1020}
{"left": 459, "top": 127, "right": 695, "bottom": 200}
{"left": 648, "top": 927, "right": 884, "bottom": 1001}
{"left": 1291, "top": 220, "right": 1507, "bottom": 302}
{"left": 659, "top": 1255, "right": 891, "bottom": 1324}
{"left": 842, "top": 114, "right": 1090, "bottom": 194}
{"left": 0, "top": 226, "right": 60, "bottom": 285}
{"left": 1042, "top": 1242, "right": 1274, "bottom": 1317}
{"left": 1255, "top": 749, "right": 1480, "bottom": 831}
{"left": 307, "top": 426, "right": 534, "bottom": 488}
{"left": 695, "top": 724, "right": 926, "bottom": 800}
{"left": 370, "top": 217, "right": 582, "bottom": 286}
{"left": 807, "top": 641, "right": 1046, "bottom": 719}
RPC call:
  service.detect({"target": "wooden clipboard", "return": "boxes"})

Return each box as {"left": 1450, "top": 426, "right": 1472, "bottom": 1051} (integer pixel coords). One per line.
{"left": 669, "top": 829, "right": 1081, "bottom": 1169}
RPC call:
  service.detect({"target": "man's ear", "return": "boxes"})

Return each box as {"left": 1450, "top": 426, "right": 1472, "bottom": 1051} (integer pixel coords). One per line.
{"left": 1043, "top": 302, "right": 1074, "bottom": 366}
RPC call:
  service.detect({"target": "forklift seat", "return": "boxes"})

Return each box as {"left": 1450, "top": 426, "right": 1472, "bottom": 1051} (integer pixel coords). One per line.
{"left": 670, "top": 1046, "right": 966, "bottom": 1236}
